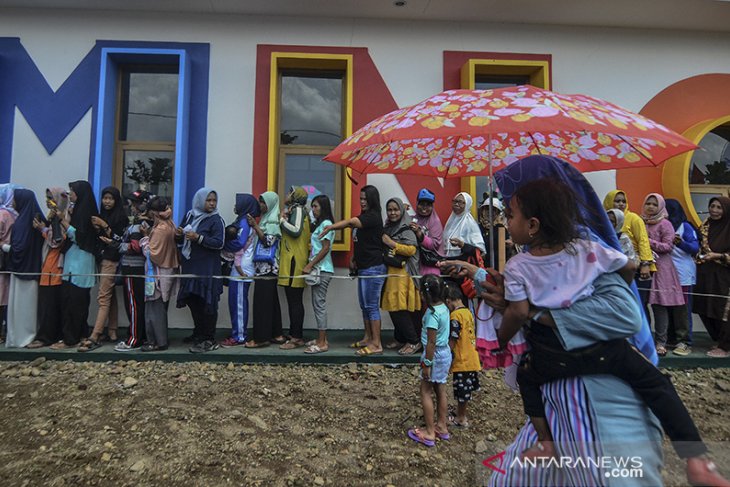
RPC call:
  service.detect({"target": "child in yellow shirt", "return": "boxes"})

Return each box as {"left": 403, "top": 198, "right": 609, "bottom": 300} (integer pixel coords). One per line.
{"left": 444, "top": 283, "right": 481, "bottom": 428}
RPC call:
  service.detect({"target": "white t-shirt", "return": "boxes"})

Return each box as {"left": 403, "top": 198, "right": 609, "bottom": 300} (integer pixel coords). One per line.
{"left": 504, "top": 239, "right": 628, "bottom": 309}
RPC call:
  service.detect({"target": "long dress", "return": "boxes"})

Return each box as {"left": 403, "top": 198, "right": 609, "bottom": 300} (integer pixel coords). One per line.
{"left": 0, "top": 209, "right": 16, "bottom": 307}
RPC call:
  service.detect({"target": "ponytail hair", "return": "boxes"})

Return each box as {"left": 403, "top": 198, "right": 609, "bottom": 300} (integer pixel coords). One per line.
{"left": 420, "top": 274, "right": 445, "bottom": 311}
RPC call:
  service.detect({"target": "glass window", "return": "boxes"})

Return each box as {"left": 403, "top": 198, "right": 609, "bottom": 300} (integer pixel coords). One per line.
{"left": 280, "top": 71, "right": 343, "bottom": 147}
{"left": 474, "top": 74, "right": 530, "bottom": 90}
{"left": 689, "top": 124, "right": 730, "bottom": 219}
{"left": 115, "top": 65, "right": 179, "bottom": 204}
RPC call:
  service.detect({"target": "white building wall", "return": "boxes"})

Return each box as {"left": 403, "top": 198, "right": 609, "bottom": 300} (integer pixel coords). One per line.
{"left": 2, "top": 8, "right": 729, "bottom": 329}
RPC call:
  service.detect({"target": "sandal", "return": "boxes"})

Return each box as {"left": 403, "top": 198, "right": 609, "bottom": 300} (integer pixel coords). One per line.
{"left": 434, "top": 428, "right": 450, "bottom": 441}
{"left": 304, "top": 344, "right": 329, "bottom": 354}
{"left": 398, "top": 343, "right": 422, "bottom": 355}
{"left": 270, "top": 336, "right": 287, "bottom": 345}
{"left": 26, "top": 340, "right": 47, "bottom": 349}
{"left": 706, "top": 348, "right": 730, "bottom": 358}
{"left": 448, "top": 416, "right": 470, "bottom": 428}
{"left": 279, "top": 339, "right": 305, "bottom": 350}
{"left": 355, "top": 346, "right": 383, "bottom": 357}
{"left": 656, "top": 345, "right": 667, "bottom": 357}
{"left": 244, "top": 341, "right": 270, "bottom": 349}
{"left": 50, "top": 340, "right": 77, "bottom": 350}
{"left": 78, "top": 339, "right": 102, "bottom": 353}
{"left": 349, "top": 340, "right": 369, "bottom": 349}
{"left": 407, "top": 428, "right": 435, "bottom": 447}
{"left": 385, "top": 341, "right": 402, "bottom": 350}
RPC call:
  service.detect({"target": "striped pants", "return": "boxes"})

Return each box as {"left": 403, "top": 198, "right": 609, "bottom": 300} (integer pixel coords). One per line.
{"left": 122, "top": 265, "right": 146, "bottom": 347}
{"left": 228, "top": 279, "right": 250, "bottom": 342}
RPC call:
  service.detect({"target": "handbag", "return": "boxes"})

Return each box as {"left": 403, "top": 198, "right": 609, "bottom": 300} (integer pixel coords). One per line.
{"left": 419, "top": 246, "right": 443, "bottom": 267}
{"left": 252, "top": 237, "right": 279, "bottom": 264}
{"left": 383, "top": 247, "right": 408, "bottom": 269}
{"left": 460, "top": 248, "right": 485, "bottom": 299}
{"left": 220, "top": 259, "right": 233, "bottom": 287}
{"left": 304, "top": 266, "right": 321, "bottom": 286}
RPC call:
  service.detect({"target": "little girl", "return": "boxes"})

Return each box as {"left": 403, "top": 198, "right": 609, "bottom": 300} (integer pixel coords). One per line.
{"left": 498, "top": 177, "right": 723, "bottom": 487}
{"left": 407, "top": 274, "right": 452, "bottom": 447}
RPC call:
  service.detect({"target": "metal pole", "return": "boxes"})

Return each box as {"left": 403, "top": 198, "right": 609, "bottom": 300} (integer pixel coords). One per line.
{"left": 487, "top": 134, "right": 495, "bottom": 269}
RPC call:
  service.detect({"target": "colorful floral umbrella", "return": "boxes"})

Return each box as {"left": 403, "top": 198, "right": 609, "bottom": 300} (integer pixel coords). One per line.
{"left": 324, "top": 86, "right": 697, "bottom": 176}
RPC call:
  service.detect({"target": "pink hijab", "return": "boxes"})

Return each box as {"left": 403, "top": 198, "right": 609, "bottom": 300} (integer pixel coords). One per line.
{"left": 640, "top": 193, "right": 668, "bottom": 225}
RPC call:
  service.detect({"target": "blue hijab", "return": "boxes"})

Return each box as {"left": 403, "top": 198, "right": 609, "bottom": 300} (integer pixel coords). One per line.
{"left": 0, "top": 183, "right": 21, "bottom": 217}
{"left": 495, "top": 155, "right": 658, "bottom": 364}
{"left": 666, "top": 198, "right": 692, "bottom": 232}
{"left": 225, "top": 193, "right": 260, "bottom": 253}
{"left": 8, "top": 189, "right": 45, "bottom": 280}
{"left": 181, "top": 187, "right": 219, "bottom": 260}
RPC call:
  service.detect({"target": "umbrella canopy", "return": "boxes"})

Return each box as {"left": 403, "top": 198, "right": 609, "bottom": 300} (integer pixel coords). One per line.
{"left": 325, "top": 86, "right": 697, "bottom": 176}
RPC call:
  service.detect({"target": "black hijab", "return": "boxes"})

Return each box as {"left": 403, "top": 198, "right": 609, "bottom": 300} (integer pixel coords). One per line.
{"left": 100, "top": 186, "right": 128, "bottom": 236}
{"left": 68, "top": 180, "right": 99, "bottom": 254}
{"left": 8, "top": 189, "right": 45, "bottom": 279}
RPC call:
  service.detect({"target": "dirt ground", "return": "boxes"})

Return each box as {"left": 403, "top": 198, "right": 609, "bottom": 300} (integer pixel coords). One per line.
{"left": 0, "top": 360, "right": 729, "bottom": 487}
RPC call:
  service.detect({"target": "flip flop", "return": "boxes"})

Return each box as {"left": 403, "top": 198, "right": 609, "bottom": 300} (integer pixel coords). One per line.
{"left": 707, "top": 348, "right": 730, "bottom": 358}
{"left": 435, "top": 430, "right": 451, "bottom": 441}
{"left": 355, "top": 346, "right": 383, "bottom": 357}
{"left": 78, "top": 339, "right": 102, "bottom": 353}
{"left": 304, "top": 344, "right": 328, "bottom": 354}
{"left": 349, "top": 340, "right": 369, "bottom": 349}
{"left": 279, "top": 339, "right": 305, "bottom": 350}
{"left": 448, "top": 416, "right": 470, "bottom": 428}
{"left": 385, "top": 341, "right": 402, "bottom": 350}
{"left": 407, "top": 428, "right": 435, "bottom": 447}
{"left": 244, "top": 341, "right": 270, "bottom": 349}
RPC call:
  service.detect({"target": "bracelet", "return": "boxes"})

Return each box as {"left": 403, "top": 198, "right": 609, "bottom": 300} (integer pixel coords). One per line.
{"left": 421, "top": 358, "right": 433, "bottom": 367}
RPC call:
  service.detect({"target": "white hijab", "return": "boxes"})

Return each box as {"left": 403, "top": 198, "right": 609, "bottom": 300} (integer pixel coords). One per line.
{"left": 442, "top": 192, "right": 486, "bottom": 257}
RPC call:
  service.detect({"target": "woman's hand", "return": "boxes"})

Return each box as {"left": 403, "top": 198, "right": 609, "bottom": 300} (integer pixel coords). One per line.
{"left": 438, "top": 260, "right": 477, "bottom": 279}
{"left": 32, "top": 217, "right": 44, "bottom": 230}
{"left": 140, "top": 221, "right": 150, "bottom": 237}
{"left": 382, "top": 234, "right": 396, "bottom": 249}
{"left": 90, "top": 216, "right": 105, "bottom": 228}
{"left": 175, "top": 226, "right": 184, "bottom": 237}
{"left": 99, "top": 236, "right": 112, "bottom": 245}
{"left": 479, "top": 268, "right": 507, "bottom": 313}
{"left": 185, "top": 231, "right": 199, "bottom": 242}
{"left": 409, "top": 222, "right": 423, "bottom": 240}
{"left": 421, "top": 364, "right": 431, "bottom": 381}
{"left": 639, "top": 262, "right": 651, "bottom": 280}
{"left": 302, "top": 263, "right": 313, "bottom": 274}
{"left": 246, "top": 214, "right": 257, "bottom": 227}
{"left": 449, "top": 237, "right": 464, "bottom": 249}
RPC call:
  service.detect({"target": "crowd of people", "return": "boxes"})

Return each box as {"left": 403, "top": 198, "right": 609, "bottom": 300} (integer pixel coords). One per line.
{"left": 0, "top": 153, "right": 728, "bottom": 484}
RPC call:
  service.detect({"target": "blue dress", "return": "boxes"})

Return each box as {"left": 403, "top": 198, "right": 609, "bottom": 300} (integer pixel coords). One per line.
{"left": 176, "top": 213, "right": 224, "bottom": 314}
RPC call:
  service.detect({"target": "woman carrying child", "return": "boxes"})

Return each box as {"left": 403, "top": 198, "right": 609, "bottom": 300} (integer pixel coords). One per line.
{"left": 220, "top": 193, "right": 259, "bottom": 348}
{"left": 140, "top": 196, "right": 179, "bottom": 351}
{"left": 407, "top": 275, "right": 451, "bottom": 447}
{"left": 302, "top": 194, "right": 335, "bottom": 354}
{"left": 381, "top": 197, "right": 422, "bottom": 355}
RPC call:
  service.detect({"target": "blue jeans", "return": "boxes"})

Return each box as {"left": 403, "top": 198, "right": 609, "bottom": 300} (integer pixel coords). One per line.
{"left": 357, "top": 264, "right": 386, "bottom": 321}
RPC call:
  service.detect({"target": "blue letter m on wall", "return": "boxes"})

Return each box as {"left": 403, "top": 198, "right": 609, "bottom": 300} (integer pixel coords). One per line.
{"left": 0, "top": 38, "right": 209, "bottom": 219}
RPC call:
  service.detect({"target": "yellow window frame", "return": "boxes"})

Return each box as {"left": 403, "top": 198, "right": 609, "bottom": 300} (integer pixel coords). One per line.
{"left": 459, "top": 58, "right": 551, "bottom": 215}
{"left": 268, "top": 52, "right": 353, "bottom": 251}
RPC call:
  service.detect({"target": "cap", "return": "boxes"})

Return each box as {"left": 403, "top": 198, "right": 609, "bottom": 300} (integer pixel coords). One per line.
{"left": 127, "top": 190, "right": 151, "bottom": 203}
{"left": 417, "top": 188, "right": 435, "bottom": 203}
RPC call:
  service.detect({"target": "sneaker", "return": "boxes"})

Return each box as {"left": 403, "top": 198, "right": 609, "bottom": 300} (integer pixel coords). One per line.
{"left": 189, "top": 340, "right": 220, "bottom": 353}
{"left": 673, "top": 342, "right": 691, "bottom": 356}
{"left": 220, "top": 337, "right": 246, "bottom": 348}
{"left": 114, "top": 341, "right": 140, "bottom": 352}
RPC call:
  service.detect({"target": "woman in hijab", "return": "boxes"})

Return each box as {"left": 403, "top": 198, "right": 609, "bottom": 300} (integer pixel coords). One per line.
{"left": 442, "top": 192, "right": 486, "bottom": 258}
{"left": 80, "top": 186, "right": 127, "bottom": 351}
{"left": 641, "top": 193, "right": 686, "bottom": 357}
{"left": 176, "top": 187, "right": 225, "bottom": 353}
{"left": 665, "top": 199, "right": 699, "bottom": 355}
{"left": 382, "top": 197, "right": 422, "bottom": 355}
{"left": 457, "top": 155, "right": 665, "bottom": 487}
{"left": 140, "top": 196, "right": 179, "bottom": 351}
{"left": 278, "top": 187, "right": 311, "bottom": 350}
{"left": 246, "top": 191, "right": 284, "bottom": 348}
{"left": 27, "top": 188, "right": 68, "bottom": 348}
{"left": 220, "top": 193, "right": 260, "bottom": 348}
{"left": 694, "top": 196, "right": 730, "bottom": 358}
{"left": 5, "top": 189, "right": 45, "bottom": 348}
{"left": 52, "top": 180, "right": 99, "bottom": 349}
{"left": 0, "top": 184, "right": 17, "bottom": 344}
{"left": 409, "top": 188, "right": 443, "bottom": 277}
{"left": 606, "top": 208, "right": 638, "bottom": 265}
{"left": 603, "top": 189, "right": 655, "bottom": 306}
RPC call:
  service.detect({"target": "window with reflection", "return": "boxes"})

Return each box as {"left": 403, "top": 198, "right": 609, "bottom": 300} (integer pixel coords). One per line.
{"left": 278, "top": 69, "right": 345, "bottom": 230}
{"left": 115, "top": 66, "right": 179, "bottom": 203}
{"left": 689, "top": 124, "right": 730, "bottom": 217}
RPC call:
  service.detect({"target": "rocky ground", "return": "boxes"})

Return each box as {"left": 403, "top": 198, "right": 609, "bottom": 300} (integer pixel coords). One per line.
{"left": 0, "top": 359, "right": 729, "bottom": 486}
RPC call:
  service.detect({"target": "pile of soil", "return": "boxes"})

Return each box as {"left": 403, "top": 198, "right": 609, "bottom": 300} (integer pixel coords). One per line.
{"left": 0, "top": 359, "right": 728, "bottom": 486}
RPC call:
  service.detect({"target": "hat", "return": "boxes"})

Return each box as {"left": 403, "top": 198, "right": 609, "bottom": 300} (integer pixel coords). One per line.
{"left": 127, "top": 190, "right": 151, "bottom": 203}
{"left": 417, "top": 188, "right": 435, "bottom": 203}
{"left": 480, "top": 197, "right": 504, "bottom": 211}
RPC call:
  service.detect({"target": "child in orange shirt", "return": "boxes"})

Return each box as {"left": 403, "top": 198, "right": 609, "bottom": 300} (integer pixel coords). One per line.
{"left": 444, "top": 282, "right": 481, "bottom": 428}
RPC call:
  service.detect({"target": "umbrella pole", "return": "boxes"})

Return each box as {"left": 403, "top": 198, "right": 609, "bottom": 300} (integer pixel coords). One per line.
{"left": 487, "top": 135, "right": 495, "bottom": 269}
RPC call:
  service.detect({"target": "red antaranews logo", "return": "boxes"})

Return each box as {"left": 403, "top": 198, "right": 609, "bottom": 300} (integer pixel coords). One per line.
{"left": 483, "top": 451, "right": 507, "bottom": 475}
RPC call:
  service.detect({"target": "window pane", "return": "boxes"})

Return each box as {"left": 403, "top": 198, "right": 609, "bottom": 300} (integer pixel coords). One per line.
{"left": 122, "top": 150, "right": 174, "bottom": 203}
{"left": 474, "top": 74, "right": 530, "bottom": 90}
{"left": 689, "top": 125, "right": 730, "bottom": 185}
{"left": 120, "top": 71, "right": 179, "bottom": 142}
{"left": 280, "top": 72, "right": 343, "bottom": 146}
{"left": 691, "top": 191, "right": 725, "bottom": 219}
{"left": 283, "top": 153, "right": 340, "bottom": 220}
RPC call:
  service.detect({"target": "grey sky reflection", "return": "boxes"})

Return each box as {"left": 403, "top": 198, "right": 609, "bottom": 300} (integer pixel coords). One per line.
{"left": 125, "top": 72, "right": 179, "bottom": 142}
{"left": 280, "top": 75, "right": 342, "bottom": 146}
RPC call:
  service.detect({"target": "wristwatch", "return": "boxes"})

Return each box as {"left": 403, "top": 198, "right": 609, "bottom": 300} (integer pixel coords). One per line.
{"left": 421, "top": 358, "right": 433, "bottom": 368}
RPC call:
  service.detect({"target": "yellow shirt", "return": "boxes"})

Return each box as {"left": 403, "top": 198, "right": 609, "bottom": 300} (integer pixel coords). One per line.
{"left": 449, "top": 307, "right": 481, "bottom": 373}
